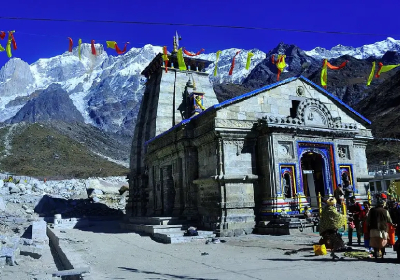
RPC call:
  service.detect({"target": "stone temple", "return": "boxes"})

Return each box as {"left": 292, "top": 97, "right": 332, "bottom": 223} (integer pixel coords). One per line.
{"left": 125, "top": 52, "right": 373, "bottom": 237}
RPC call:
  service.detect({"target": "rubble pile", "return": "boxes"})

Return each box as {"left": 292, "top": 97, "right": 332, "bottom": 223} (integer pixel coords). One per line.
{"left": 0, "top": 175, "right": 128, "bottom": 268}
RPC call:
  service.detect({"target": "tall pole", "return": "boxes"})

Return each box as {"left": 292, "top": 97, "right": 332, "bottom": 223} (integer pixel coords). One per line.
{"left": 318, "top": 192, "right": 322, "bottom": 215}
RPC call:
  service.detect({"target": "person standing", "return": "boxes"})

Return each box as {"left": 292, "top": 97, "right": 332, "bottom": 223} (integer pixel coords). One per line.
{"left": 387, "top": 201, "right": 398, "bottom": 247}
{"left": 348, "top": 196, "right": 363, "bottom": 246}
{"left": 361, "top": 201, "right": 371, "bottom": 251}
{"left": 367, "top": 198, "right": 394, "bottom": 258}
{"left": 319, "top": 197, "right": 346, "bottom": 259}
{"left": 334, "top": 184, "right": 345, "bottom": 212}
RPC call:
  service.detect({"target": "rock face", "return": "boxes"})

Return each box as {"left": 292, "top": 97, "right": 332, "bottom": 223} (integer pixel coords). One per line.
{"left": 7, "top": 84, "right": 84, "bottom": 124}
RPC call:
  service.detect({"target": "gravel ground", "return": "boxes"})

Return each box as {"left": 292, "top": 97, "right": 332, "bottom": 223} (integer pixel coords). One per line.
{"left": 0, "top": 241, "right": 57, "bottom": 280}
{"left": 50, "top": 220, "right": 400, "bottom": 280}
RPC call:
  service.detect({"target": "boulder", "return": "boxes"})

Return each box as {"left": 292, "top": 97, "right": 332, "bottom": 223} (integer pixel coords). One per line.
{"left": 7, "top": 183, "right": 20, "bottom": 194}
{"left": 18, "top": 184, "right": 27, "bottom": 193}
{"left": 33, "top": 183, "right": 45, "bottom": 192}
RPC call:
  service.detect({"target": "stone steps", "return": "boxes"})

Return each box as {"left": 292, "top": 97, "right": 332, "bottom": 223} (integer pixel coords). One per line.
{"left": 257, "top": 217, "right": 316, "bottom": 235}
{"left": 153, "top": 230, "right": 216, "bottom": 244}
{"left": 121, "top": 216, "right": 215, "bottom": 243}
{"left": 128, "top": 217, "right": 189, "bottom": 225}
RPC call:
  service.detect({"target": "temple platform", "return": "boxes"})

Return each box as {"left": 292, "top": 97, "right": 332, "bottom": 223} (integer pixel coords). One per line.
{"left": 256, "top": 217, "right": 316, "bottom": 235}
{"left": 120, "top": 217, "right": 215, "bottom": 244}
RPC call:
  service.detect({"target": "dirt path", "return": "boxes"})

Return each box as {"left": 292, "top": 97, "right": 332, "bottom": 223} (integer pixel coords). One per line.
{"left": 52, "top": 221, "right": 400, "bottom": 280}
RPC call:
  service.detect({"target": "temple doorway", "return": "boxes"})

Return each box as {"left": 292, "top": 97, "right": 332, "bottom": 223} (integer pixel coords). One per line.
{"left": 301, "top": 152, "right": 326, "bottom": 207}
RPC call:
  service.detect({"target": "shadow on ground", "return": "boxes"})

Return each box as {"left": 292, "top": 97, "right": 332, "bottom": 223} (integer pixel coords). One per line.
{"left": 118, "top": 267, "right": 219, "bottom": 280}
{"left": 264, "top": 257, "right": 400, "bottom": 263}
{"left": 34, "top": 195, "right": 124, "bottom": 218}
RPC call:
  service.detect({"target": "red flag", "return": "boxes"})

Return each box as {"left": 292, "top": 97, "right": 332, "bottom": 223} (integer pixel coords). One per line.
{"left": 163, "top": 46, "right": 169, "bottom": 73}
{"left": 68, "top": 37, "right": 73, "bottom": 52}
{"left": 0, "top": 31, "right": 5, "bottom": 40}
{"left": 10, "top": 32, "right": 17, "bottom": 50}
{"left": 183, "top": 48, "right": 205, "bottom": 56}
{"left": 91, "top": 40, "right": 97, "bottom": 55}
{"left": 115, "top": 42, "right": 129, "bottom": 54}
{"left": 326, "top": 60, "right": 347, "bottom": 70}
{"left": 229, "top": 51, "right": 241, "bottom": 76}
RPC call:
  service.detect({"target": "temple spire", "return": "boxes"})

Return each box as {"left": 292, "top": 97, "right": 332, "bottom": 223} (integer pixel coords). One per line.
{"left": 172, "top": 31, "right": 181, "bottom": 54}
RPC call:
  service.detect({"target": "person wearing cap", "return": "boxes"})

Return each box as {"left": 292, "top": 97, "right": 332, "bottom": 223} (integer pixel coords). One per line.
{"left": 367, "top": 198, "right": 394, "bottom": 258}
{"left": 348, "top": 196, "right": 363, "bottom": 246}
{"left": 319, "top": 197, "right": 346, "bottom": 259}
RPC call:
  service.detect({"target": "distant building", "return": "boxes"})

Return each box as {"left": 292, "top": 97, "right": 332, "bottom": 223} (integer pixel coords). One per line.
{"left": 125, "top": 53, "right": 373, "bottom": 237}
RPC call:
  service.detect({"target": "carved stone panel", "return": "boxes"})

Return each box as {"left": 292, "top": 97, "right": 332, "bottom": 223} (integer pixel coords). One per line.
{"left": 277, "top": 141, "right": 294, "bottom": 158}
{"left": 337, "top": 145, "right": 350, "bottom": 160}
{"left": 304, "top": 107, "right": 328, "bottom": 127}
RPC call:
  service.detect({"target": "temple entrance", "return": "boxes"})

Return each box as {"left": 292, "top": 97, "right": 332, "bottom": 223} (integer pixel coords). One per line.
{"left": 301, "top": 152, "right": 326, "bottom": 207}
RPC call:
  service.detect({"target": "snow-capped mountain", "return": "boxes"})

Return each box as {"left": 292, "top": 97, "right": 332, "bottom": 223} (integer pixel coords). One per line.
{"left": 0, "top": 44, "right": 265, "bottom": 134}
{"left": 0, "top": 37, "right": 399, "bottom": 136}
{"left": 305, "top": 37, "right": 400, "bottom": 60}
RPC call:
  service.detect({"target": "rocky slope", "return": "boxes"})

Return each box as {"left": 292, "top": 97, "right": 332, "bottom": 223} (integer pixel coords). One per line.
{"left": 0, "top": 122, "right": 129, "bottom": 178}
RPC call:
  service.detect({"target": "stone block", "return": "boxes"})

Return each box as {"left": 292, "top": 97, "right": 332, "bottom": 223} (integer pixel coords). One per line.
{"left": 32, "top": 221, "right": 48, "bottom": 244}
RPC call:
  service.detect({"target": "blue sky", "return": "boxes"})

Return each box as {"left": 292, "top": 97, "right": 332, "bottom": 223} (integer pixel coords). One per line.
{"left": 0, "top": 0, "right": 398, "bottom": 67}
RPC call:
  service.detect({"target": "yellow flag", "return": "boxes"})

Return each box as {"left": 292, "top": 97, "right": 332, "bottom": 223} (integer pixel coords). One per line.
{"left": 245, "top": 52, "right": 254, "bottom": 70}
{"left": 0, "top": 44, "right": 4, "bottom": 52}
{"left": 366, "top": 62, "right": 375, "bottom": 86}
{"left": 321, "top": 59, "right": 328, "bottom": 88}
{"left": 213, "top": 50, "right": 222, "bottom": 76}
{"left": 162, "top": 46, "right": 169, "bottom": 61}
{"left": 78, "top": 39, "right": 82, "bottom": 60}
{"left": 177, "top": 48, "right": 187, "bottom": 71}
{"left": 6, "top": 31, "right": 13, "bottom": 58}
{"left": 106, "top": 41, "right": 117, "bottom": 49}
{"left": 378, "top": 64, "right": 400, "bottom": 75}
{"left": 277, "top": 55, "right": 286, "bottom": 72}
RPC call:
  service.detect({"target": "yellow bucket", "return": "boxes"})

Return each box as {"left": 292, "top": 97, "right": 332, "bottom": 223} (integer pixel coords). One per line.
{"left": 313, "top": 244, "right": 327, "bottom": 255}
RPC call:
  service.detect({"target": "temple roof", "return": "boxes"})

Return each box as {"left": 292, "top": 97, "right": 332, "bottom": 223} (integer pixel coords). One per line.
{"left": 145, "top": 75, "right": 371, "bottom": 146}
{"left": 212, "top": 75, "right": 371, "bottom": 125}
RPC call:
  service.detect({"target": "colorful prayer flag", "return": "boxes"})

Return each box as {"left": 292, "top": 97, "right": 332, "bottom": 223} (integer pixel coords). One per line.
{"left": 106, "top": 41, "right": 129, "bottom": 55}
{"left": 366, "top": 62, "right": 375, "bottom": 86}
{"left": 78, "top": 39, "right": 82, "bottom": 60}
{"left": 68, "top": 37, "right": 73, "bottom": 52}
{"left": 245, "top": 52, "right": 254, "bottom": 70}
{"left": 183, "top": 48, "right": 205, "bottom": 57}
{"left": 276, "top": 55, "right": 286, "bottom": 81}
{"left": 91, "top": 40, "right": 97, "bottom": 55}
{"left": 375, "top": 62, "right": 400, "bottom": 78}
{"left": 320, "top": 59, "right": 348, "bottom": 88}
{"left": 162, "top": 46, "right": 169, "bottom": 73}
{"left": 177, "top": 48, "right": 187, "bottom": 71}
{"left": 229, "top": 51, "right": 241, "bottom": 76}
{"left": 6, "top": 31, "right": 15, "bottom": 58}
{"left": 213, "top": 50, "right": 222, "bottom": 77}
{"left": 321, "top": 60, "right": 328, "bottom": 88}
{"left": 106, "top": 41, "right": 117, "bottom": 49}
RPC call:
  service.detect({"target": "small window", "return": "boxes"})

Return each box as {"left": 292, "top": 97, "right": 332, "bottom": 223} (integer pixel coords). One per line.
{"left": 385, "top": 180, "right": 391, "bottom": 191}
{"left": 376, "top": 181, "right": 382, "bottom": 191}
{"left": 369, "top": 182, "right": 375, "bottom": 192}
{"left": 290, "top": 100, "right": 301, "bottom": 118}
